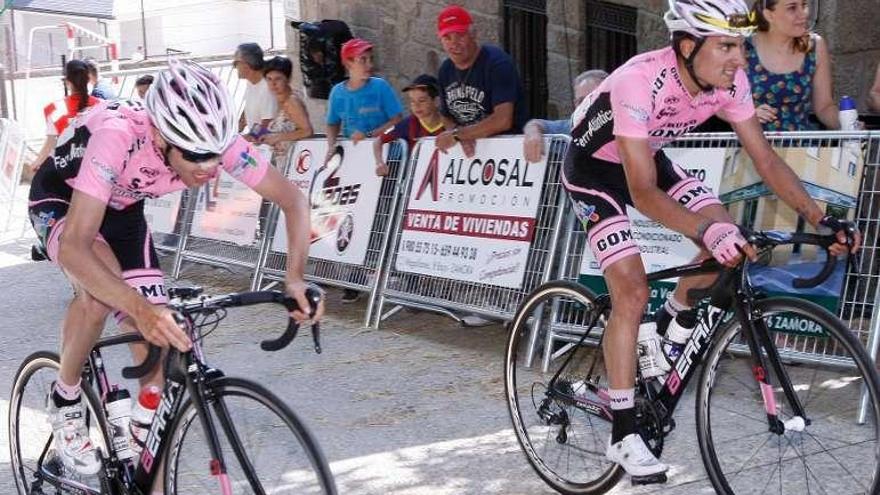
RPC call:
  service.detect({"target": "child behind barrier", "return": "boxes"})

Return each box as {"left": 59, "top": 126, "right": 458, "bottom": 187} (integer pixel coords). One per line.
{"left": 372, "top": 74, "right": 446, "bottom": 176}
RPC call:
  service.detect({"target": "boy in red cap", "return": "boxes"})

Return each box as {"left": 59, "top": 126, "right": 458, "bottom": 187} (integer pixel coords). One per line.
{"left": 372, "top": 74, "right": 446, "bottom": 176}
{"left": 325, "top": 38, "right": 403, "bottom": 161}
{"left": 326, "top": 37, "right": 403, "bottom": 302}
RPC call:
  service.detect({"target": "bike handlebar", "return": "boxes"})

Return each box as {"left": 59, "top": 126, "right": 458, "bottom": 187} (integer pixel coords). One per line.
{"left": 121, "top": 288, "right": 323, "bottom": 380}
{"left": 745, "top": 230, "right": 842, "bottom": 290}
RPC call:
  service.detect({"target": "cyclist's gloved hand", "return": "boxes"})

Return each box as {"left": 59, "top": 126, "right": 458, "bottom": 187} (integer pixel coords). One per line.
{"left": 701, "top": 222, "right": 750, "bottom": 266}
{"left": 819, "top": 215, "right": 861, "bottom": 255}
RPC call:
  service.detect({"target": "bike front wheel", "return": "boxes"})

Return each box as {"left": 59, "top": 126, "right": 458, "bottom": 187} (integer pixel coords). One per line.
{"left": 165, "top": 376, "right": 337, "bottom": 494}
{"left": 8, "top": 351, "right": 108, "bottom": 495}
{"left": 505, "top": 280, "right": 623, "bottom": 495}
{"left": 697, "top": 297, "right": 880, "bottom": 494}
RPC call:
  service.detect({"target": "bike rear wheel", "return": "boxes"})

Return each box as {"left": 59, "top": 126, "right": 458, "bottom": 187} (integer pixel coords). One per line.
{"left": 165, "top": 376, "right": 337, "bottom": 494}
{"left": 697, "top": 297, "right": 880, "bottom": 494}
{"left": 505, "top": 280, "right": 623, "bottom": 495}
{"left": 8, "top": 351, "right": 108, "bottom": 495}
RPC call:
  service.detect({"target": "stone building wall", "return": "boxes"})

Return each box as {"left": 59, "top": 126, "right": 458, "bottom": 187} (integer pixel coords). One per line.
{"left": 286, "top": 0, "right": 880, "bottom": 131}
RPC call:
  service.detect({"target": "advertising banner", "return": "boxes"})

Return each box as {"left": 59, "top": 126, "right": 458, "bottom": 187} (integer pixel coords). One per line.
{"left": 272, "top": 139, "right": 384, "bottom": 266}
{"left": 395, "top": 137, "right": 548, "bottom": 289}
{"left": 144, "top": 190, "right": 182, "bottom": 235}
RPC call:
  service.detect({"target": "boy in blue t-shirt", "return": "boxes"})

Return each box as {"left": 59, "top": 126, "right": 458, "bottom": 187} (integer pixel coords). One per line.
{"left": 325, "top": 38, "right": 403, "bottom": 165}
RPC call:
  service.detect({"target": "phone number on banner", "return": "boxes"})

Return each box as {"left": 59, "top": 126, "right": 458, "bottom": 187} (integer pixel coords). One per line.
{"left": 401, "top": 240, "right": 478, "bottom": 260}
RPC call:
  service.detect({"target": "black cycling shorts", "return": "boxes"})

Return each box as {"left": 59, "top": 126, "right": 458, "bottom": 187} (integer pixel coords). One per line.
{"left": 562, "top": 151, "right": 720, "bottom": 272}
{"left": 28, "top": 198, "right": 167, "bottom": 321}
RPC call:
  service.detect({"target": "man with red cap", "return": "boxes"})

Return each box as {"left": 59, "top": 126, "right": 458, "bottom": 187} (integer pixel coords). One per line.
{"left": 434, "top": 4, "right": 527, "bottom": 155}
{"left": 325, "top": 37, "right": 403, "bottom": 302}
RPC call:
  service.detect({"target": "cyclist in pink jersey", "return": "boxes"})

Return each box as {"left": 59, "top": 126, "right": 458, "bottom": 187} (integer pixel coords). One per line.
{"left": 28, "top": 60, "right": 323, "bottom": 479}
{"left": 563, "top": 0, "right": 860, "bottom": 481}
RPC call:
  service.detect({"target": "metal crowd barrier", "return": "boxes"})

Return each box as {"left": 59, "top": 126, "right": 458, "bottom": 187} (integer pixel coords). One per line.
{"left": 371, "top": 135, "right": 570, "bottom": 328}
{"left": 539, "top": 131, "right": 880, "bottom": 374}
{"left": 252, "top": 139, "right": 409, "bottom": 328}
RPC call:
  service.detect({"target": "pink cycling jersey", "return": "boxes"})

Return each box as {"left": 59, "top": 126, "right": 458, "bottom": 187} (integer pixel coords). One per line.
{"left": 31, "top": 100, "right": 268, "bottom": 210}
{"left": 569, "top": 46, "right": 755, "bottom": 164}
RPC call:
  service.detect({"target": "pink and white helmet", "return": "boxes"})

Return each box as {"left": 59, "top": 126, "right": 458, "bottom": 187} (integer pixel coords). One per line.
{"left": 144, "top": 59, "right": 236, "bottom": 155}
{"left": 664, "top": 0, "right": 757, "bottom": 38}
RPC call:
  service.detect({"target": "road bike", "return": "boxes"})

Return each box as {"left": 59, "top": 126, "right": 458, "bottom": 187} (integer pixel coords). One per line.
{"left": 505, "top": 229, "right": 880, "bottom": 494}
{"left": 10, "top": 286, "right": 338, "bottom": 494}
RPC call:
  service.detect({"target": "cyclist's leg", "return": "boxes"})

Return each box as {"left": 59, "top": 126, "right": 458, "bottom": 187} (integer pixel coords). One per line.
{"left": 563, "top": 164, "right": 667, "bottom": 478}
{"left": 32, "top": 200, "right": 125, "bottom": 475}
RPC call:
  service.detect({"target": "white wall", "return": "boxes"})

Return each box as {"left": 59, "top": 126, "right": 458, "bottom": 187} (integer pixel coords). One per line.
{"left": 115, "top": 0, "right": 286, "bottom": 59}
{"left": 11, "top": 12, "right": 109, "bottom": 69}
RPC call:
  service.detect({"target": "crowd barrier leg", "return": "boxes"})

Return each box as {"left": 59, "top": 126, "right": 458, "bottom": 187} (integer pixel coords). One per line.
{"left": 171, "top": 189, "right": 200, "bottom": 279}
{"left": 860, "top": 269, "right": 880, "bottom": 423}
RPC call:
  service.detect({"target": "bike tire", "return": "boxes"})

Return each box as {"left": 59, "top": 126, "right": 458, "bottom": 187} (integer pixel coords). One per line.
{"left": 505, "top": 280, "right": 623, "bottom": 495}
{"left": 8, "top": 351, "right": 109, "bottom": 495}
{"left": 696, "top": 296, "right": 880, "bottom": 495}
{"left": 165, "top": 376, "right": 337, "bottom": 494}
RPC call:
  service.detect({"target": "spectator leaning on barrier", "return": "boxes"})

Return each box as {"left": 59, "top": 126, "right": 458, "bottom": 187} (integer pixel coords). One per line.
{"left": 744, "top": 0, "right": 839, "bottom": 130}
{"left": 868, "top": 62, "right": 880, "bottom": 113}
{"left": 434, "top": 4, "right": 527, "bottom": 157}
{"left": 260, "top": 56, "right": 314, "bottom": 164}
{"left": 84, "top": 58, "right": 117, "bottom": 100}
{"left": 372, "top": 74, "right": 446, "bottom": 176}
{"left": 235, "top": 42, "right": 278, "bottom": 140}
{"left": 325, "top": 37, "right": 403, "bottom": 303}
{"left": 28, "top": 59, "right": 100, "bottom": 174}
{"left": 134, "top": 74, "right": 154, "bottom": 101}
{"left": 522, "top": 69, "right": 608, "bottom": 163}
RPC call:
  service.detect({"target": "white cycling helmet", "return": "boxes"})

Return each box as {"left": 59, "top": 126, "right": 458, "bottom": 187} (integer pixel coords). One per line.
{"left": 145, "top": 59, "right": 236, "bottom": 156}
{"left": 664, "top": 0, "right": 757, "bottom": 38}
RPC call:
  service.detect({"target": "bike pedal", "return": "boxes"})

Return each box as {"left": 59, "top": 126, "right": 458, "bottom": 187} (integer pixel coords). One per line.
{"left": 631, "top": 472, "right": 668, "bottom": 485}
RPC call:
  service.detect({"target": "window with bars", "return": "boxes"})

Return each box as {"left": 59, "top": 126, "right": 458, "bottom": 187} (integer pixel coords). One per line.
{"left": 503, "top": 0, "right": 547, "bottom": 118}
{"left": 584, "top": 0, "right": 638, "bottom": 73}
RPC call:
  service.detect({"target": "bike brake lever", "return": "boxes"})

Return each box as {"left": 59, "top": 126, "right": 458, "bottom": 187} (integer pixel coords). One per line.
{"left": 312, "top": 322, "right": 322, "bottom": 354}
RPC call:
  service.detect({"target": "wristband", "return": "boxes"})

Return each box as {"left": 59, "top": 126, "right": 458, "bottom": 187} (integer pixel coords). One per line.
{"left": 695, "top": 220, "right": 715, "bottom": 240}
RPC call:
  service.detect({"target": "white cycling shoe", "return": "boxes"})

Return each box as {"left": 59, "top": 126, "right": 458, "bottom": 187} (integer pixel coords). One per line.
{"left": 47, "top": 396, "right": 102, "bottom": 476}
{"left": 606, "top": 433, "right": 668, "bottom": 479}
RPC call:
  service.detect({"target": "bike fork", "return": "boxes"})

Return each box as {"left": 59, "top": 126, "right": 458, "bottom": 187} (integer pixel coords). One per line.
{"left": 187, "top": 376, "right": 235, "bottom": 495}
{"left": 736, "top": 303, "right": 809, "bottom": 434}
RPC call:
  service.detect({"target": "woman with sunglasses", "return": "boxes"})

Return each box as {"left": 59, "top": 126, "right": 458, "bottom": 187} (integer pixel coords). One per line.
{"left": 27, "top": 59, "right": 323, "bottom": 481}
{"left": 745, "top": 0, "right": 840, "bottom": 130}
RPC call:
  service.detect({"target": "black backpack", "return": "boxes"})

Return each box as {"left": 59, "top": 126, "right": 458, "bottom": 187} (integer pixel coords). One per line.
{"left": 291, "top": 19, "right": 353, "bottom": 100}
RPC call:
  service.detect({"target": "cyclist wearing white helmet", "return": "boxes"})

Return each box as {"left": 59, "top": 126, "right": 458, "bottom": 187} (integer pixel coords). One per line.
{"left": 28, "top": 59, "right": 322, "bottom": 478}
{"left": 563, "top": 0, "right": 859, "bottom": 482}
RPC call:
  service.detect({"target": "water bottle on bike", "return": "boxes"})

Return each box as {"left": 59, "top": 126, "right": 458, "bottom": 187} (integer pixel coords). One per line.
{"left": 129, "top": 385, "right": 161, "bottom": 458}
{"left": 105, "top": 386, "right": 136, "bottom": 463}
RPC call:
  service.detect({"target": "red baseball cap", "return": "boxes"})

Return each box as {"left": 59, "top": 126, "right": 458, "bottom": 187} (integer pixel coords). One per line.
{"left": 340, "top": 38, "right": 373, "bottom": 60}
{"left": 437, "top": 5, "right": 473, "bottom": 37}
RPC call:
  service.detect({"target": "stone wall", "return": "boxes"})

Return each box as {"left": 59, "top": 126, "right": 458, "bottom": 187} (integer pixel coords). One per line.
{"left": 288, "top": 0, "right": 880, "bottom": 131}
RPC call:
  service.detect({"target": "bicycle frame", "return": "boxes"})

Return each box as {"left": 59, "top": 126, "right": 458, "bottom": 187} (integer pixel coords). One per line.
{"left": 36, "top": 330, "right": 245, "bottom": 495}
{"left": 550, "top": 256, "right": 808, "bottom": 437}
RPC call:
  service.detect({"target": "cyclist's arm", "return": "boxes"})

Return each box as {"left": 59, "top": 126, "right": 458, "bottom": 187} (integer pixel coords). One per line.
{"left": 618, "top": 136, "right": 709, "bottom": 239}
{"left": 731, "top": 116, "right": 825, "bottom": 228}
{"left": 249, "top": 166, "right": 322, "bottom": 321}
{"left": 58, "top": 191, "right": 191, "bottom": 350}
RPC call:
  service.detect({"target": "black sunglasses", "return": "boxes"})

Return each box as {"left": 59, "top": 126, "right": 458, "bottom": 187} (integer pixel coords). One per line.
{"left": 174, "top": 145, "right": 219, "bottom": 163}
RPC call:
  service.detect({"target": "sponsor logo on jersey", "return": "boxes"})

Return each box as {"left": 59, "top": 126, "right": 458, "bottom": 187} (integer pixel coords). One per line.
{"left": 573, "top": 200, "right": 600, "bottom": 227}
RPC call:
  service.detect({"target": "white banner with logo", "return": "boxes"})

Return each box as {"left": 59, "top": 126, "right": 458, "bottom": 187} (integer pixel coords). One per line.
{"left": 0, "top": 119, "right": 25, "bottom": 198}
{"left": 578, "top": 147, "right": 726, "bottom": 276}
{"left": 189, "top": 146, "right": 272, "bottom": 245}
{"left": 272, "top": 139, "right": 384, "bottom": 266}
{"left": 144, "top": 190, "right": 182, "bottom": 235}
{"left": 395, "top": 137, "right": 548, "bottom": 289}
